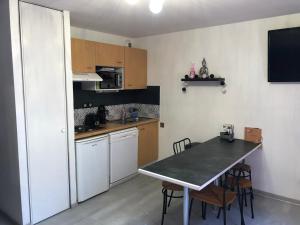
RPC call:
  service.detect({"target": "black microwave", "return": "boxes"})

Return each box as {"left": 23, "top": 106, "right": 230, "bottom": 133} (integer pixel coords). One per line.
{"left": 96, "top": 67, "right": 123, "bottom": 90}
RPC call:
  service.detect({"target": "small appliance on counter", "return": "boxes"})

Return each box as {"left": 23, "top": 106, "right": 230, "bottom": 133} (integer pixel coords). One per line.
{"left": 84, "top": 113, "right": 99, "bottom": 129}
{"left": 75, "top": 106, "right": 108, "bottom": 134}
{"left": 220, "top": 124, "right": 234, "bottom": 142}
{"left": 97, "top": 105, "right": 108, "bottom": 124}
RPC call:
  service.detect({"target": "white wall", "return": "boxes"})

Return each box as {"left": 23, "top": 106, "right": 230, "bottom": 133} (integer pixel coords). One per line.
{"left": 135, "top": 13, "right": 300, "bottom": 201}
{"left": 71, "top": 26, "right": 134, "bottom": 46}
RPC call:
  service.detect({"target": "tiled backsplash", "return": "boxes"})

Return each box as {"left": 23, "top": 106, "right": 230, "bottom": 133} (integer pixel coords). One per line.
{"left": 74, "top": 104, "right": 159, "bottom": 126}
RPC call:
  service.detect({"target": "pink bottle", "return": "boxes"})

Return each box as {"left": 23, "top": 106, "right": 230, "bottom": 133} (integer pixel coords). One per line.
{"left": 189, "top": 63, "right": 196, "bottom": 79}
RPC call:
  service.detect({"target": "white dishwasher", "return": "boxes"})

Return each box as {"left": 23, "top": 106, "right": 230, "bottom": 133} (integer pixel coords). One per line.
{"left": 76, "top": 135, "right": 109, "bottom": 202}
{"left": 109, "top": 128, "right": 138, "bottom": 184}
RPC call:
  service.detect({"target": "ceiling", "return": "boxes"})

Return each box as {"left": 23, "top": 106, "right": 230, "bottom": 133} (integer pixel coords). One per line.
{"left": 26, "top": 0, "right": 300, "bottom": 37}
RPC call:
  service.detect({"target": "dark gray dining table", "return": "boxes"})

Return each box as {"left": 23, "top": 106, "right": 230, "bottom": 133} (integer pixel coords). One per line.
{"left": 138, "top": 136, "right": 262, "bottom": 225}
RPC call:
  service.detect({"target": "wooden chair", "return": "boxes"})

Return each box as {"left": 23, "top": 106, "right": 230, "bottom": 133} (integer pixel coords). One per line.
{"left": 189, "top": 183, "right": 237, "bottom": 225}
{"left": 231, "top": 162, "right": 253, "bottom": 194}
{"left": 161, "top": 138, "right": 201, "bottom": 225}
{"left": 225, "top": 127, "right": 262, "bottom": 218}
{"left": 226, "top": 170, "right": 255, "bottom": 219}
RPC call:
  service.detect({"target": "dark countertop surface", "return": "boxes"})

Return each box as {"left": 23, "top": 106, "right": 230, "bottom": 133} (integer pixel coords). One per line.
{"left": 139, "top": 137, "right": 261, "bottom": 190}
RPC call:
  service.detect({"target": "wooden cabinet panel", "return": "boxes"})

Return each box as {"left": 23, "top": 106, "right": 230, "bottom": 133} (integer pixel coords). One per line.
{"left": 95, "top": 43, "right": 124, "bottom": 67}
{"left": 138, "top": 122, "right": 158, "bottom": 167}
{"left": 71, "top": 39, "right": 148, "bottom": 90}
{"left": 71, "top": 38, "right": 96, "bottom": 73}
{"left": 125, "top": 47, "right": 147, "bottom": 89}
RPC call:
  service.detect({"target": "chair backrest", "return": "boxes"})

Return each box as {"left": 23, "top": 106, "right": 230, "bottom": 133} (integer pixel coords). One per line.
{"left": 173, "top": 138, "right": 192, "bottom": 155}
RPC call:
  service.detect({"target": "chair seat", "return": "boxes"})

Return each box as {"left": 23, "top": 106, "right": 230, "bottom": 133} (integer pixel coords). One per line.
{"left": 227, "top": 176, "right": 252, "bottom": 189}
{"left": 162, "top": 181, "right": 183, "bottom": 191}
{"left": 232, "top": 163, "right": 251, "bottom": 172}
{"left": 191, "top": 184, "right": 236, "bottom": 207}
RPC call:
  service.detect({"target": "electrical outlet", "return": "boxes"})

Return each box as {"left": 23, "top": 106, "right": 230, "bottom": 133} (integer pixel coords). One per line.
{"left": 160, "top": 122, "right": 165, "bottom": 128}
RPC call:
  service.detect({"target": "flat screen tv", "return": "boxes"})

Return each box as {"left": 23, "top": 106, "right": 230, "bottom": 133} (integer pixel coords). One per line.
{"left": 268, "top": 27, "right": 300, "bottom": 82}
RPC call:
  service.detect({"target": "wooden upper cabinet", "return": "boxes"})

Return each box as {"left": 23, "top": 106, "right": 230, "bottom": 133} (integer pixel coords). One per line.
{"left": 71, "top": 38, "right": 96, "bottom": 73}
{"left": 71, "top": 39, "right": 148, "bottom": 90}
{"left": 138, "top": 122, "right": 159, "bottom": 167}
{"left": 124, "top": 47, "right": 147, "bottom": 89}
{"left": 95, "top": 43, "right": 124, "bottom": 67}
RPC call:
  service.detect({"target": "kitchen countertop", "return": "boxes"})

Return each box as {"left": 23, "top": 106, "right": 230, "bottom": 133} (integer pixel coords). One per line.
{"left": 75, "top": 118, "right": 159, "bottom": 140}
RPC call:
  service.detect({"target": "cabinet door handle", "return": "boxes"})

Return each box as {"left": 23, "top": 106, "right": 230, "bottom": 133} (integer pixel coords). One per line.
{"left": 128, "top": 84, "right": 132, "bottom": 87}
{"left": 116, "top": 61, "right": 122, "bottom": 64}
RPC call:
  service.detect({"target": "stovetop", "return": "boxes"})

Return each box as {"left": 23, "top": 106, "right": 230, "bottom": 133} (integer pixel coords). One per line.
{"left": 75, "top": 124, "right": 106, "bottom": 133}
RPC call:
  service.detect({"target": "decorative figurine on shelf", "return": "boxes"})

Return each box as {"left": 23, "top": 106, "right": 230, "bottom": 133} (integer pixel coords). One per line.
{"left": 189, "top": 63, "right": 196, "bottom": 79}
{"left": 199, "top": 58, "right": 209, "bottom": 79}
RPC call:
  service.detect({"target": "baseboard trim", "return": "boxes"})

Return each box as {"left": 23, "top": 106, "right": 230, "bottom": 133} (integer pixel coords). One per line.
{"left": 254, "top": 189, "right": 300, "bottom": 206}
{"left": 110, "top": 173, "right": 138, "bottom": 188}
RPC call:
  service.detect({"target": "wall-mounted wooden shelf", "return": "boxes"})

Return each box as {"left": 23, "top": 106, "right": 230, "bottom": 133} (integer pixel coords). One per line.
{"left": 181, "top": 76, "right": 226, "bottom": 92}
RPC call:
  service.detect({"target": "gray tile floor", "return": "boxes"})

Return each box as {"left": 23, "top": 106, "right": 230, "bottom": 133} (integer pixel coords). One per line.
{"left": 1, "top": 175, "right": 300, "bottom": 225}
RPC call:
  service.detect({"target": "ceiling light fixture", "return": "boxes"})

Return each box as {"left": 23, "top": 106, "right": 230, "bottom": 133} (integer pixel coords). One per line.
{"left": 149, "top": 0, "right": 164, "bottom": 14}
{"left": 126, "top": 0, "right": 139, "bottom": 5}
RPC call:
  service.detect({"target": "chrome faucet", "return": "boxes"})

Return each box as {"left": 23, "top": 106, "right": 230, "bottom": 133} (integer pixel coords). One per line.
{"left": 121, "top": 107, "right": 126, "bottom": 123}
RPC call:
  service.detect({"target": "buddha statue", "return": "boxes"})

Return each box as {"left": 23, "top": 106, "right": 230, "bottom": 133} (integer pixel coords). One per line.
{"left": 199, "top": 58, "right": 209, "bottom": 79}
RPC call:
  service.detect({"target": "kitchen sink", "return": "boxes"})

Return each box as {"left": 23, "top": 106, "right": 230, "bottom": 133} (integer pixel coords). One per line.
{"left": 113, "top": 117, "right": 149, "bottom": 124}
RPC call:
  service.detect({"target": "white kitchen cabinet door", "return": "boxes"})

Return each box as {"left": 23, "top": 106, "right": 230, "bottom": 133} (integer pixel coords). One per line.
{"left": 19, "top": 2, "right": 70, "bottom": 224}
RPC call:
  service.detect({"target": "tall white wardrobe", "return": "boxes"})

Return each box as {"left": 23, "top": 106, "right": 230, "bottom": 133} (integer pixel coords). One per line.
{"left": 19, "top": 2, "right": 71, "bottom": 223}
{"left": 0, "top": 1, "right": 76, "bottom": 224}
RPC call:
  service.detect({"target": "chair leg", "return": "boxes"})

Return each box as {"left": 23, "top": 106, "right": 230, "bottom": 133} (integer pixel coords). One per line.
{"left": 168, "top": 190, "right": 174, "bottom": 207}
{"left": 204, "top": 203, "right": 207, "bottom": 220}
{"left": 219, "top": 176, "right": 223, "bottom": 187}
{"left": 250, "top": 188, "right": 255, "bottom": 219}
{"left": 161, "top": 190, "right": 167, "bottom": 225}
{"left": 201, "top": 202, "right": 204, "bottom": 219}
{"left": 228, "top": 204, "right": 231, "bottom": 211}
{"left": 243, "top": 189, "right": 247, "bottom": 207}
{"left": 201, "top": 202, "right": 207, "bottom": 220}
{"left": 250, "top": 172, "right": 254, "bottom": 200}
{"left": 189, "top": 198, "right": 194, "bottom": 222}
{"left": 237, "top": 186, "right": 245, "bottom": 225}
{"left": 217, "top": 207, "right": 221, "bottom": 218}
{"left": 223, "top": 206, "right": 227, "bottom": 225}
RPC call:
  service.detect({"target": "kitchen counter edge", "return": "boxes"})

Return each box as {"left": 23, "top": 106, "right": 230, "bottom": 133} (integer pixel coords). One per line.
{"left": 75, "top": 118, "right": 159, "bottom": 140}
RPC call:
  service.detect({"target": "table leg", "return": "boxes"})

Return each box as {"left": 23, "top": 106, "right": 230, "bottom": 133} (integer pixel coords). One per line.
{"left": 236, "top": 171, "right": 245, "bottom": 225}
{"left": 183, "top": 186, "right": 189, "bottom": 225}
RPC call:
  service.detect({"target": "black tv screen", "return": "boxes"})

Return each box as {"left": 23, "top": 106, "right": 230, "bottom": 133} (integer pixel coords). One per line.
{"left": 268, "top": 27, "right": 300, "bottom": 82}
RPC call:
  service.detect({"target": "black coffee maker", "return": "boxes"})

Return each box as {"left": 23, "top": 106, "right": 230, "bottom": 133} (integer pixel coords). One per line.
{"left": 97, "top": 105, "right": 108, "bottom": 124}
